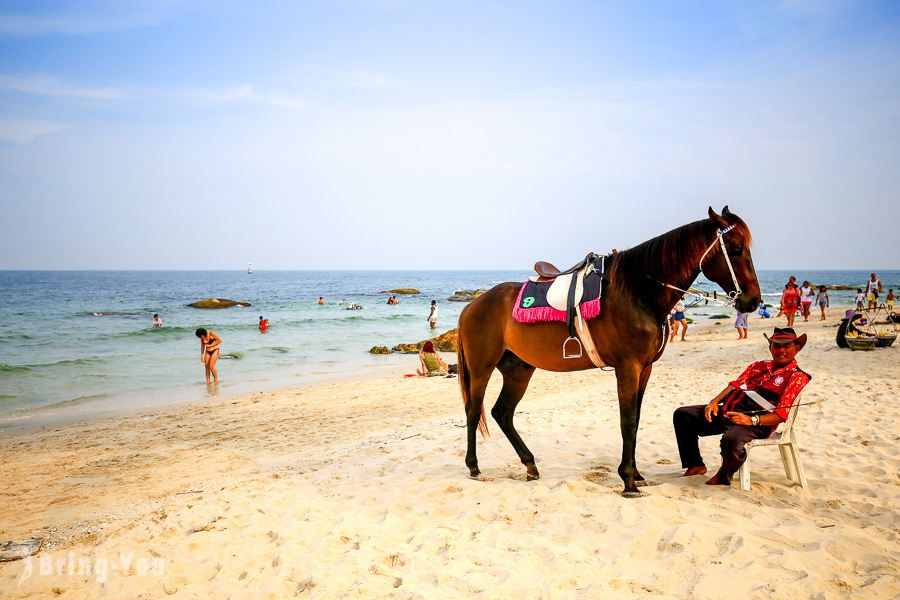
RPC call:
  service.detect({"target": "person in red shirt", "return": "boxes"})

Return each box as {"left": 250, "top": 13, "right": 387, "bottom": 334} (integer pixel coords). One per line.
{"left": 673, "top": 327, "right": 811, "bottom": 486}
{"left": 259, "top": 316, "right": 269, "bottom": 333}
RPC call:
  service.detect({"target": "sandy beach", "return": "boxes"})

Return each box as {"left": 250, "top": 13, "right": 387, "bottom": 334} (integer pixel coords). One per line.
{"left": 1, "top": 316, "right": 898, "bottom": 599}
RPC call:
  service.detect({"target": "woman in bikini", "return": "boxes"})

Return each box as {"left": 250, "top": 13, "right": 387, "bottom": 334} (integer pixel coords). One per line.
{"left": 195, "top": 328, "right": 221, "bottom": 383}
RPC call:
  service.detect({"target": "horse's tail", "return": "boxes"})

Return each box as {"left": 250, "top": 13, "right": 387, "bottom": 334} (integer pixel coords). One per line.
{"left": 457, "top": 319, "right": 488, "bottom": 437}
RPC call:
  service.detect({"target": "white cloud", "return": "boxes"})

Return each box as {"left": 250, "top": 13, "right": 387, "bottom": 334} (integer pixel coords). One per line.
{"left": 334, "top": 72, "right": 396, "bottom": 88}
{"left": 0, "top": 119, "right": 71, "bottom": 143}
{"left": 163, "top": 85, "right": 307, "bottom": 110}
{"left": 0, "top": 74, "right": 121, "bottom": 100}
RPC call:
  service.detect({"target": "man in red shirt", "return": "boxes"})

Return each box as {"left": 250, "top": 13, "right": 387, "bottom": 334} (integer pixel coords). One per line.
{"left": 673, "top": 327, "right": 811, "bottom": 486}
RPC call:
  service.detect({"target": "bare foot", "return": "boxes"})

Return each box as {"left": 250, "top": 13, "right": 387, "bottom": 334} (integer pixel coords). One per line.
{"left": 682, "top": 466, "right": 707, "bottom": 477}
{"left": 705, "top": 475, "right": 730, "bottom": 485}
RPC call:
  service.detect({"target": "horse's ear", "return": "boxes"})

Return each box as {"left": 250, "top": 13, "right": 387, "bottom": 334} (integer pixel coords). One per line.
{"left": 708, "top": 206, "right": 727, "bottom": 229}
{"left": 722, "top": 205, "right": 732, "bottom": 216}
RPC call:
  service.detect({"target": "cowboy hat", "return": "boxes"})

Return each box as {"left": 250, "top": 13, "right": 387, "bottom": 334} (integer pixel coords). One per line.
{"left": 763, "top": 327, "right": 807, "bottom": 351}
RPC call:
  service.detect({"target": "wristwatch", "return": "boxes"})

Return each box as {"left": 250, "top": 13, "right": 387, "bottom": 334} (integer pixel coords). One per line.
{"left": 751, "top": 415, "right": 760, "bottom": 426}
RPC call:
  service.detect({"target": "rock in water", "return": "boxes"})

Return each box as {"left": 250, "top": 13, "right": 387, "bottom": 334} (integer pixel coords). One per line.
{"left": 188, "top": 299, "right": 252, "bottom": 309}
{"left": 370, "top": 346, "right": 393, "bottom": 354}
{"left": 380, "top": 289, "right": 421, "bottom": 295}
{"left": 448, "top": 289, "right": 488, "bottom": 302}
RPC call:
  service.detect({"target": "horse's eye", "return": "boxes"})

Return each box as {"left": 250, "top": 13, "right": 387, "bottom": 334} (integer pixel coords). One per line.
{"left": 727, "top": 247, "right": 742, "bottom": 257}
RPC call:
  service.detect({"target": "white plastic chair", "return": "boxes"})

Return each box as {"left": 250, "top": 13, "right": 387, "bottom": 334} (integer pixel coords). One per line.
{"left": 738, "top": 393, "right": 809, "bottom": 491}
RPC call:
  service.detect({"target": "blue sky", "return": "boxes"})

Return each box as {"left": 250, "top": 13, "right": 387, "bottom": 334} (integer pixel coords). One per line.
{"left": 1, "top": 0, "right": 898, "bottom": 270}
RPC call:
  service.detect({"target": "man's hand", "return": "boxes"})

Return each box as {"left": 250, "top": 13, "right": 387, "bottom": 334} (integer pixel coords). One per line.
{"left": 703, "top": 401, "right": 719, "bottom": 422}
{"left": 725, "top": 411, "right": 752, "bottom": 426}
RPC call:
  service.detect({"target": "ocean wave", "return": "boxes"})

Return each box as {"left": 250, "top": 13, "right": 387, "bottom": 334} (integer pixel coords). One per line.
{"left": 0, "top": 333, "right": 36, "bottom": 341}
{"left": 112, "top": 325, "right": 198, "bottom": 339}
{"left": 83, "top": 311, "right": 155, "bottom": 317}
{"left": 0, "top": 394, "right": 112, "bottom": 416}
{"left": 1, "top": 356, "right": 109, "bottom": 372}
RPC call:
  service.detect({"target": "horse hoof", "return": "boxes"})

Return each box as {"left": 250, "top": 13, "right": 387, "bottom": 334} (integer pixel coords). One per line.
{"left": 526, "top": 473, "right": 541, "bottom": 481}
{"left": 622, "top": 490, "right": 645, "bottom": 499}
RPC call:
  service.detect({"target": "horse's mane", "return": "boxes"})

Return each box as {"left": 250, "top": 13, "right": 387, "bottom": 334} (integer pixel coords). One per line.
{"left": 610, "top": 212, "right": 752, "bottom": 298}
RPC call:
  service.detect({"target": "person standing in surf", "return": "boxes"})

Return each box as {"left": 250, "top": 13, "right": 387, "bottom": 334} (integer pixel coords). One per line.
{"left": 427, "top": 300, "right": 439, "bottom": 329}
{"left": 195, "top": 328, "right": 221, "bottom": 383}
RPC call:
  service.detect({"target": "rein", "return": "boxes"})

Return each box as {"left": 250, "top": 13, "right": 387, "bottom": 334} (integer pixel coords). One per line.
{"left": 655, "top": 225, "right": 742, "bottom": 307}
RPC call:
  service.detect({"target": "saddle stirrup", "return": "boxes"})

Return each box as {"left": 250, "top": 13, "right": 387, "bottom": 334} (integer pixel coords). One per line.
{"left": 563, "top": 336, "right": 583, "bottom": 359}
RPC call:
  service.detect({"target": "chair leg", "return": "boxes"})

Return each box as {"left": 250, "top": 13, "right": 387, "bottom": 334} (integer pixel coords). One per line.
{"left": 779, "top": 444, "right": 797, "bottom": 483}
{"left": 739, "top": 449, "right": 751, "bottom": 491}
{"left": 789, "top": 444, "right": 809, "bottom": 489}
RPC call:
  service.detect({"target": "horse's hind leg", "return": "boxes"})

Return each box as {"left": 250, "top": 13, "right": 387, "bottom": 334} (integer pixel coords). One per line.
{"left": 492, "top": 352, "right": 539, "bottom": 480}
{"left": 465, "top": 364, "right": 492, "bottom": 479}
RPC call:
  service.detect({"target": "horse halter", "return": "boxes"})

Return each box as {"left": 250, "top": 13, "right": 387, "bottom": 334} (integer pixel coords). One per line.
{"left": 698, "top": 225, "right": 742, "bottom": 299}
{"left": 657, "top": 224, "right": 743, "bottom": 303}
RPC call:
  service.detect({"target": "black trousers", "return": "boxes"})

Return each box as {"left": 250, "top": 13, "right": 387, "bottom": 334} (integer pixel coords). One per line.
{"left": 673, "top": 405, "right": 771, "bottom": 482}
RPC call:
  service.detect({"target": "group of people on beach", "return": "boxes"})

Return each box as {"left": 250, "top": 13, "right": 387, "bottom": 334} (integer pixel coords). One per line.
{"left": 776, "top": 276, "right": 829, "bottom": 327}
{"left": 187, "top": 298, "right": 445, "bottom": 384}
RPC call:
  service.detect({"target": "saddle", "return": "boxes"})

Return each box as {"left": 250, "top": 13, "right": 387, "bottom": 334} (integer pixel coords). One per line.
{"left": 534, "top": 249, "right": 616, "bottom": 281}
{"left": 515, "top": 252, "right": 610, "bottom": 367}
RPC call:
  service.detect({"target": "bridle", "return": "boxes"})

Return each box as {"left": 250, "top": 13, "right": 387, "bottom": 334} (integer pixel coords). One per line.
{"left": 656, "top": 224, "right": 743, "bottom": 305}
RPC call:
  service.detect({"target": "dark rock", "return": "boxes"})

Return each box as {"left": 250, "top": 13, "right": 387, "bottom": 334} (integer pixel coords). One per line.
{"left": 188, "top": 299, "right": 251, "bottom": 309}
{"left": 448, "top": 290, "right": 488, "bottom": 302}
{"left": 391, "top": 328, "right": 459, "bottom": 353}
{"left": 369, "top": 346, "right": 393, "bottom": 354}
{"left": 392, "top": 343, "right": 420, "bottom": 353}
{"left": 380, "top": 289, "right": 420, "bottom": 294}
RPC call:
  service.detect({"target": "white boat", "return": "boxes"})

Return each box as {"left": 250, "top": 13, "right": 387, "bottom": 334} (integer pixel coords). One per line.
{"left": 248, "top": 263, "right": 253, "bottom": 274}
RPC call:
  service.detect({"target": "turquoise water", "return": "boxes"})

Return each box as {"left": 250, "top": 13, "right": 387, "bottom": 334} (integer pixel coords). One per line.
{"left": 0, "top": 269, "right": 896, "bottom": 429}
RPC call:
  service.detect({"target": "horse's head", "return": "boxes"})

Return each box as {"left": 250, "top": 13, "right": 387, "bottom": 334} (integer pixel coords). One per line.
{"left": 702, "top": 206, "right": 761, "bottom": 314}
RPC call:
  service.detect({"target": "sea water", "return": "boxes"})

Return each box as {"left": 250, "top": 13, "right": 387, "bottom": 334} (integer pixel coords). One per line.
{"left": 0, "top": 269, "right": 895, "bottom": 430}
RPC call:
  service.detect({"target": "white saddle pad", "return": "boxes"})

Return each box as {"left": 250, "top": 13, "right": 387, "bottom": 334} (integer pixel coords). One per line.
{"left": 527, "top": 272, "right": 586, "bottom": 312}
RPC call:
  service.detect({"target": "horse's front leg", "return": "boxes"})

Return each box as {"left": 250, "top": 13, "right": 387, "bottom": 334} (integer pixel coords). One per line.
{"left": 615, "top": 363, "right": 643, "bottom": 497}
{"left": 632, "top": 363, "right": 654, "bottom": 486}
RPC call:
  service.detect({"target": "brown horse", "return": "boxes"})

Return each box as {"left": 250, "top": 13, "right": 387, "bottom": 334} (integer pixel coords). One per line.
{"left": 458, "top": 207, "right": 761, "bottom": 497}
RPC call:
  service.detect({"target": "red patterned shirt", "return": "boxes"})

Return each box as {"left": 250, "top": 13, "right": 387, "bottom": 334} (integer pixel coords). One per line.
{"left": 728, "top": 359, "right": 811, "bottom": 421}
